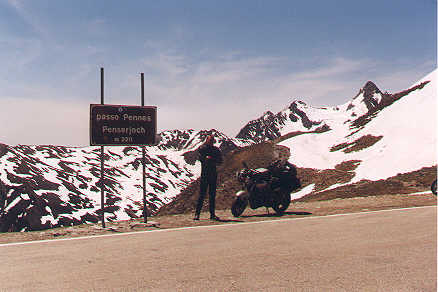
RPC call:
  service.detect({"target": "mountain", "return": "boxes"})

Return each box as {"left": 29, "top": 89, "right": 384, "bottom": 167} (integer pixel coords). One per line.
{"left": 237, "top": 76, "right": 432, "bottom": 144}
{"left": 280, "top": 71, "right": 436, "bottom": 193}
{"left": 160, "top": 70, "right": 437, "bottom": 215}
{"left": 0, "top": 70, "right": 436, "bottom": 231}
{"left": 0, "top": 129, "right": 249, "bottom": 231}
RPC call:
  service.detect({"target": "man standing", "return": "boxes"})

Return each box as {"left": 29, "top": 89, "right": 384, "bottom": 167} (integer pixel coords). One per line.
{"left": 194, "top": 135, "right": 223, "bottom": 221}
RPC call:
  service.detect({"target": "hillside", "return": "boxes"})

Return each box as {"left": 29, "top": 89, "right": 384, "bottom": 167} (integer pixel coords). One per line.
{"left": 160, "top": 70, "right": 437, "bottom": 215}
{"left": 0, "top": 70, "right": 436, "bottom": 231}
{"left": 0, "top": 130, "right": 249, "bottom": 231}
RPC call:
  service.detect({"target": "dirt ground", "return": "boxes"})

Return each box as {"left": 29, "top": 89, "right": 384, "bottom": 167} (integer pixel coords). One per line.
{"left": 0, "top": 192, "right": 436, "bottom": 245}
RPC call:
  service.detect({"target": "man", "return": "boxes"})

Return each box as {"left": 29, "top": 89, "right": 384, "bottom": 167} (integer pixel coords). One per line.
{"left": 194, "top": 135, "right": 223, "bottom": 221}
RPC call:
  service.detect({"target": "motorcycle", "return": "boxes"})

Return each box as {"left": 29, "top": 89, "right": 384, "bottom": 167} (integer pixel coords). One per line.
{"left": 231, "top": 160, "right": 301, "bottom": 217}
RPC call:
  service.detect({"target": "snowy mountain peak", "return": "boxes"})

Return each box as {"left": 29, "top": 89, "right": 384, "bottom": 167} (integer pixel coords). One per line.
{"left": 236, "top": 71, "right": 436, "bottom": 144}
{"left": 343, "top": 80, "right": 385, "bottom": 117}
{"left": 158, "top": 129, "right": 196, "bottom": 151}
{"left": 361, "top": 81, "right": 381, "bottom": 96}
{"left": 289, "top": 100, "right": 307, "bottom": 107}
{"left": 236, "top": 99, "right": 326, "bottom": 143}
{"left": 288, "top": 101, "right": 322, "bottom": 129}
{"left": 158, "top": 128, "right": 237, "bottom": 152}
{"left": 280, "top": 69, "right": 437, "bottom": 183}
{"left": 262, "top": 111, "right": 274, "bottom": 118}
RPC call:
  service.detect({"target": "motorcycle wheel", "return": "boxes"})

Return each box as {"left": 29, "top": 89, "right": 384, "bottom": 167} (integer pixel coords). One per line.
{"left": 272, "top": 192, "right": 291, "bottom": 215}
{"left": 431, "top": 179, "right": 437, "bottom": 195}
{"left": 231, "top": 197, "right": 248, "bottom": 217}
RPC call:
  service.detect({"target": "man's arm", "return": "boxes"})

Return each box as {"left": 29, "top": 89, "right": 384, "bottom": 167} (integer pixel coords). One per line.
{"left": 198, "top": 146, "right": 207, "bottom": 163}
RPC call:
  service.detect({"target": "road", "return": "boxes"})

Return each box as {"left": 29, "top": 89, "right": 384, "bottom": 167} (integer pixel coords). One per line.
{"left": 0, "top": 206, "right": 436, "bottom": 291}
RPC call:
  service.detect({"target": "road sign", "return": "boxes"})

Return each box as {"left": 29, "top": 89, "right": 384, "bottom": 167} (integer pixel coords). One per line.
{"left": 90, "top": 104, "right": 157, "bottom": 146}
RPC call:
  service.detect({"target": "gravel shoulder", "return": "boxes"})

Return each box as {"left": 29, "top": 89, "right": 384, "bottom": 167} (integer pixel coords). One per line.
{"left": 0, "top": 192, "right": 436, "bottom": 245}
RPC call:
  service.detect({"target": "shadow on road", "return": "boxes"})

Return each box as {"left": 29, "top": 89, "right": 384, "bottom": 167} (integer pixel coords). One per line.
{"left": 240, "top": 211, "right": 312, "bottom": 219}
{"left": 215, "top": 218, "right": 244, "bottom": 223}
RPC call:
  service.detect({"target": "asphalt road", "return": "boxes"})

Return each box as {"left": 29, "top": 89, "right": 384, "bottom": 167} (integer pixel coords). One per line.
{"left": 0, "top": 206, "right": 436, "bottom": 292}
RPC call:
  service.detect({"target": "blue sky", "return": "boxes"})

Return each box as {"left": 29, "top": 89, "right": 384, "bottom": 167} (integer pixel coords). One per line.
{"left": 0, "top": 0, "right": 436, "bottom": 146}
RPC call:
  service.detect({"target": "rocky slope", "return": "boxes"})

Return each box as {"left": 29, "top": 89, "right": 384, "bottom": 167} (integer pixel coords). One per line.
{"left": 0, "top": 130, "right": 249, "bottom": 231}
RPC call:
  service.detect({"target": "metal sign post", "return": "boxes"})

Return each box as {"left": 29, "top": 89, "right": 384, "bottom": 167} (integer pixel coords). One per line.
{"left": 141, "top": 72, "right": 148, "bottom": 223}
{"left": 100, "top": 67, "right": 106, "bottom": 228}
{"left": 90, "top": 68, "right": 157, "bottom": 227}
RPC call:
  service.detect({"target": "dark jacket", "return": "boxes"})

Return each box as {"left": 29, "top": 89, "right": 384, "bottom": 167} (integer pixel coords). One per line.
{"left": 198, "top": 144, "right": 223, "bottom": 176}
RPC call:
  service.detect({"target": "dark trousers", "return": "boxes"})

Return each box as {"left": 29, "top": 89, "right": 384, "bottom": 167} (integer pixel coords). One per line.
{"left": 195, "top": 174, "right": 217, "bottom": 216}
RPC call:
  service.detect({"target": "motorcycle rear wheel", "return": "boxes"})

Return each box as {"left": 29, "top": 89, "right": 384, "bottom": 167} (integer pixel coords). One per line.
{"left": 431, "top": 179, "right": 437, "bottom": 195}
{"left": 272, "top": 192, "right": 291, "bottom": 215}
{"left": 231, "top": 197, "right": 248, "bottom": 217}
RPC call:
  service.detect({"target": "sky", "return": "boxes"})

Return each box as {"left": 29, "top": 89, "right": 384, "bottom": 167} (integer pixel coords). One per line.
{"left": 0, "top": 0, "right": 436, "bottom": 146}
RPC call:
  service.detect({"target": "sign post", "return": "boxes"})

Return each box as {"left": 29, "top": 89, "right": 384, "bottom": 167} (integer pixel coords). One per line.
{"left": 90, "top": 69, "right": 157, "bottom": 227}
{"left": 100, "top": 67, "right": 105, "bottom": 228}
{"left": 141, "top": 72, "right": 148, "bottom": 223}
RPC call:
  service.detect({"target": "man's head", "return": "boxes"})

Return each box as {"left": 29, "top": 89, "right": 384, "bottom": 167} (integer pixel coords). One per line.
{"left": 205, "top": 135, "right": 215, "bottom": 146}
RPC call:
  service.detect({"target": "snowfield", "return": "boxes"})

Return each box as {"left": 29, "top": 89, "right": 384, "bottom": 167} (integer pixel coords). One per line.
{"left": 280, "top": 70, "right": 437, "bottom": 183}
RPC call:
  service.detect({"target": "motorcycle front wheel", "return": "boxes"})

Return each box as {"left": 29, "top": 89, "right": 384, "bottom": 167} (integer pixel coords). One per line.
{"left": 431, "top": 179, "right": 437, "bottom": 195}
{"left": 272, "top": 192, "right": 291, "bottom": 215}
{"left": 231, "top": 197, "right": 248, "bottom": 217}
